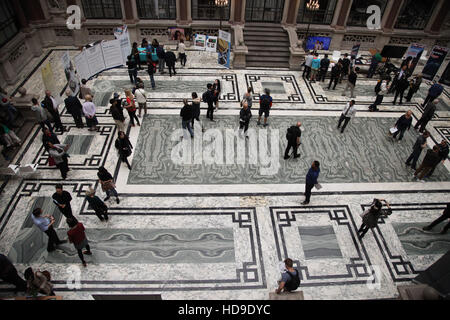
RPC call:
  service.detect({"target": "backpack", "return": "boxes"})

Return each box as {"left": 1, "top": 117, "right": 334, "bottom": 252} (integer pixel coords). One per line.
{"left": 202, "top": 91, "right": 210, "bottom": 103}
{"left": 260, "top": 95, "right": 270, "bottom": 109}
{"left": 286, "top": 126, "right": 295, "bottom": 140}
{"left": 150, "top": 48, "right": 159, "bottom": 62}
{"left": 374, "top": 80, "right": 381, "bottom": 94}
{"left": 284, "top": 269, "right": 300, "bottom": 291}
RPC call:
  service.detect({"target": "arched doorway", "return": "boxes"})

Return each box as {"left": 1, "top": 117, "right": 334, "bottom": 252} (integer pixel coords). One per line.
{"left": 245, "top": 0, "right": 285, "bottom": 23}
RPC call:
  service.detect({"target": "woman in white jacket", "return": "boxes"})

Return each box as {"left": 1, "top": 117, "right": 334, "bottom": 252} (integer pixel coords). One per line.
{"left": 134, "top": 83, "right": 147, "bottom": 117}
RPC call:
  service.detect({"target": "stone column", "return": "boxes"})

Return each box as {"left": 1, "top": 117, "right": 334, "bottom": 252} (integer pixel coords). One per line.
{"left": 177, "top": 0, "right": 191, "bottom": 25}
{"left": 230, "top": 0, "right": 245, "bottom": 24}
{"left": 283, "top": 0, "right": 301, "bottom": 26}
{"left": 122, "top": 0, "right": 137, "bottom": 22}
{"left": 382, "top": 0, "right": 404, "bottom": 31}
{"left": 334, "top": 0, "right": 352, "bottom": 30}
{"left": 426, "top": 0, "right": 449, "bottom": 34}
{"left": 331, "top": 0, "right": 343, "bottom": 27}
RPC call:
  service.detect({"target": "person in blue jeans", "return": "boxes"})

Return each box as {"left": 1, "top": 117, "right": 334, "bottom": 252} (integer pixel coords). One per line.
{"left": 180, "top": 99, "right": 194, "bottom": 139}
{"left": 302, "top": 161, "right": 320, "bottom": 205}
{"left": 126, "top": 55, "right": 138, "bottom": 85}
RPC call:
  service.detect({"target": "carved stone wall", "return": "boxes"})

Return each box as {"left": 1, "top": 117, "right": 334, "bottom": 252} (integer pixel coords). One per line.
{"left": 388, "top": 37, "right": 423, "bottom": 45}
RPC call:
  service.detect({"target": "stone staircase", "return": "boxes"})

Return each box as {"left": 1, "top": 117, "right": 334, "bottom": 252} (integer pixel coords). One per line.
{"left": 244, "top": 23, "right": 290, "bottom": 68}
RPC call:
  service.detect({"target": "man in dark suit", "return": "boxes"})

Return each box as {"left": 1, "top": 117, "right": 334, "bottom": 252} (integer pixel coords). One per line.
{"left": 392, "top": 76, "right": 409, "bottom": 105}
{"left": 423, "top": 203, "right": 450, "bottom": 234}
{"left": 414, "top": 100, "right": 437, "bottom": 133}
{"left": 52, "top": 184, "right": 74, "bottom": 219}
{"left": 389, "top": 64, "right": 408, "bottom": 94}
{"left": 64, "top": 89, "right": 84, "bottom": 128}
{"left": 42, "top": 90, "right": 64, "bottom": 132}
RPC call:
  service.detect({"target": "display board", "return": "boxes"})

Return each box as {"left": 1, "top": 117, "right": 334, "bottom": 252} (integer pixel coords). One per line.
{"left": 218, "top": 30, "right": 231, "bottom": 69}
{"left": 422, "top": 46, "right": 449, "bottom": 81}
{"left": 306, "top": 36, "right": 331, "bottom": 51}
{"left": 439, "top": 61, "right": 450, "bottom": 86}
{"left": 194, "top": 34, "right": 207, "bottom": 50}
{"left": 381, "top": 45, "right": 408, "bottom": 58}
{"left": 61, "top": 51, "right": 80, "bottom": 96}
{"left": 403, "top": 43, "right": 426, "bottom": 75}
{"left": 101, "top": 40, "right": 124, "bottom": 69}
{"left": 114, "top": 25, "right": 131, "bottom": 65}
{"left": 206, "top": 36, "right": 218, "bottom": 52}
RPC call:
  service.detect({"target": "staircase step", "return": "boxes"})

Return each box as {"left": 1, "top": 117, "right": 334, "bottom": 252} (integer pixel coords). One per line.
{"left": 246, "top": 61, "right": 290, "bottom": 68}
{"left": 244, "top": 26, "right": 285, "bottom": 32}
{"left": 246, "top": 45, "right": 290, "bottom": 52}
{"left": 244, "top": 36, "right": 290, "bottom": 43}
{"left": 247, "top": 52, "right": 290, "bottom": 58}
{"left": 246, "top": 55, "right": 289, "bottom": 62}
{"left": 243, "top": 31, "right": 288, "bottom": 37}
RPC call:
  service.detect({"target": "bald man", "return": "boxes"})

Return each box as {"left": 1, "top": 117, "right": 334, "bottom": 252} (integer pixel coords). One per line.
{"left": 284, "top": 122, "right": 302, "bottom": 159}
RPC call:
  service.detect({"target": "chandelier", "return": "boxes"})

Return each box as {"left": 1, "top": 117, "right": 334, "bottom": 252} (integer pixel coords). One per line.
{"left": 306, "top": 0, "right": 320, "bottom": 11}
{"left": 215, "top": 0, "right": 229, "bottom": 7}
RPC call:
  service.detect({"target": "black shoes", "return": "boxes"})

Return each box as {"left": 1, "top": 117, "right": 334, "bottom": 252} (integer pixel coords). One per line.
{"left": 116, "top": 198, "right": 120, "bottom": 204}
{"left": 104, "top": 196, "right": 110, "bottom": 201}
{"left": 301, "top": 201, "right": 309, "bottom": 205}
{"left": 422, "top": 226, "right": 432, "bottom": 231}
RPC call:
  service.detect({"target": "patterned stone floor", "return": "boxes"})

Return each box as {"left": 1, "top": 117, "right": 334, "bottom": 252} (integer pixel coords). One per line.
{"left": 0, "top": 48, "right": 449, "bottom": 300}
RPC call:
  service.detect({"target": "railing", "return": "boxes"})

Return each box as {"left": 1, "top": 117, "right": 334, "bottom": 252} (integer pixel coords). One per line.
{"left": 137, "top": 0, "right": 176, "bottom": 20}
{"left": 192, "top": 4, "right": 230, "bottom": 20}
{"left": 297, "top": 9, "right": 334, "bottom": 25}
{"left": 394, "top": 14, "right": 432, "bottom": 30}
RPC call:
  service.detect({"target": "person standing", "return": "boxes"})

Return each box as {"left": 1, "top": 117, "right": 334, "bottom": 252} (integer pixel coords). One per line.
{"left": 328, "top": 62, "right": 341, "bottom": 90}
{"left": 82, "top": 94, "right": 98, "bottom": 131}
{"left": 24, "top": 267, "right": 55, "bottom": 296}
{"left": 213, "top": 79, "right": 221, "bottom": 111}
{"left": 203, "top": 83, "right": 215, "bottom": 122}
{"left": 392, "top": 75, "right": 409, "bottom": 105}
{"left": 414, "top": 100, "right": 437, "bottom": 133}
{"left": 42, "top": 90, "right": 64, "bottom": 133}
{"left": 319, "top": 54, "right": 330, "bottom": 82}
{"left": 156, "top": 42, "right": 166, "bottom": 74}
{"left": 67, "top": 217, "right": 92, "bottom": 267}
{"left": 310, "top": 53, "right": 321, "bottom": 81}
{"left": 284, "top": 122, "right": 302, "bottom": 159}
{"left": 180, "top": 99, "right": 194, "bottom": 139}
{"left": 147, "top": 56, "right": 156, "bottom": 89}
{"left": 124, "top": 89, "right": 140, "bottom": 127}
{"left": 242, "top": 87, "right": 253, "bottom": 108}
{"left": 80, "top": 79, "right": 93, "bottom": 100}
{"left": 239, "top": 101, "right": 252, "bottom": 138}
{"left": 369, "top": 79, "right": 389, "bottom": 112}
{"left": 126, "top": 55, "right": 138, "bottom": 85}
{"left": 64, "top": 89, "right": 84, "bottom": 128}
{"left": 0, "top": 253, "right": 27, "bottom": 293}
{"left": 389, "top": 65, "right": 408, "bottom": 94}
{"left": 367, "top": 53, "right": 380, "bottom": 78}
{"left": 405, "top": 130, "right": 430, "bottom": 170}
{"left": 135, "top": 83, "right": 147, "bottom": 118}
{"left": 426, "top": 140, "right": 449, "bottom": 178}
{"left": 337, "top": 100, "right": 356, "bottom": 133}
{"left": 98, "top": 166, "right": 120, "bottom": 204}
{"left": 47, "top": 142, "right": 70, "bottom": 179}
{"left": 85, "top": 187, "right": 109, "bottom": 222}
{"left": 131, "top": 42, "right": 142, "bottom": 70}
{"left": 31, "top": 207, "right": 66, "bottom": 252}
{"left": 423, "top": 203, "right": 450, "bottom": 234}
{"left": 275, "top": 258, "right": 300, "bottom": 294}
{"left": 341, "top": 67, "right": 359, "bottom": 98}
{"left": 52, "top": 184, "right": 74, "bottom": 219}
{"left": 413, "top": 145, "right": 440, "bottom": 182}
{"left": 42, "top": 127, "right": 60, "bottom": 152}
{"left": 357, "top": 199, "right": 392, "bottom": 239}
{"left": 405, "top": 74, "right": 422, "bottom": 102}
{"left": 422, "top": 79, "right": 444, "bottom": 107}
{"left": 165, "top": 50, "right": 177, "bottom": 77}
{"left": 0, "top": 122, "right": 21, "bottom": 148}
{"left": 191, "top": 92, "right": 202, "bottom": 130}
{"left": 31, "top": 98, "right": 53, "bottom": 132}
{"left": 339, "top": 53, "right": 351, "bottom": 83}
{"left": 109, "top": 98, "right": 126, "bottom": 133}
{"left": 392, "top": 110, "right": 412, "bottom": 142}
{"left": 302, "top": 51, "right": 314, "bottom": 79}
{"left": 302, "top": 161, "right": 320, "bottom": 205}
{"left": 257, "top": 88, "right": 272, "bottom": 127}
{"left": 115, "top": 131, "right": 133, "bottom": 169}
{"left": 178, "top": 39, "right": 187, "bottom": 67}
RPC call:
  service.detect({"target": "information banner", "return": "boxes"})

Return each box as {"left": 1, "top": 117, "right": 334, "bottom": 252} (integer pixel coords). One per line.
{"left": 439, "top": 61, "right": 450, "bottom": 86}
{"left": 403, "top": 43, "right": 426, "bottom": 74}
{"left": 194, "top": 34, "right": 207, "bottom": 51}
{"left": 351, "top": 43, "right": 361, "bottom": 58}
{"left": 101, "top": 40, "right": 124, "bottom": 69}
{"left": 114, "top": 25, "right": 131, "bottom": 65}
{"left": 206, "top": 36, "right": 218, "bottom": 52}
{"left": 422, "top": 46, "right": 449, "bottom": 80}
{"left": 218, "top": 30, "right": 231, "bottom": 69}
{"left": 41, "top": 62, "right": 56, "bottom": 94}
{"left": 61, "top": 51, "right": 79, "bottom": 96}
{"left": 85, "top": 44, "right": 106, "bottom": 76}
{"left": 73, "top": 50, "right": 90, "bottom": 81}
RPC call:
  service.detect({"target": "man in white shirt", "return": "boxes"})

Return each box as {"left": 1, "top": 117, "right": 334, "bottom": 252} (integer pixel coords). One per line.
{"left": 178, "top": 39, "right": 187, "bottom": 67}
{"left": 337, "top": 100, "right": 356, "bottom": 133}
{"left": 302, "top": 51, "right": 314, "bottom": 79}
{"left": 134, "top": 83, "right": 147, "bottom": 117}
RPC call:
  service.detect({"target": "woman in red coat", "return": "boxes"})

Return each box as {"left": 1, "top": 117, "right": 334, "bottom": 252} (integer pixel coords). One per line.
{"left": 67, "top": 218, "right": 92, "bottom": 267}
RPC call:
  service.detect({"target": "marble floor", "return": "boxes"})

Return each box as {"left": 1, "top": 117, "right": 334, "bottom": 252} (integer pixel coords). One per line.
{"left": 0, "top": 48, "right": 449, "bottom": 300}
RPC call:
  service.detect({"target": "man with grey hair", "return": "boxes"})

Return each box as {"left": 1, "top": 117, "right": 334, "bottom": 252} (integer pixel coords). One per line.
{"left": 414, "top": 99, "right": 437, "bottom": 133}
{"left": 284, "top": 122, "right": 302, "bottom": 159}
{"left": 64, "top": 89, "right": 84, "bottom": 128}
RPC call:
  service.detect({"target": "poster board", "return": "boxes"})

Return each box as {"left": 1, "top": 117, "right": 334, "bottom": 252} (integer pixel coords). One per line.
{"left": 403, "top": 43, "right": 426, "bottom": 75}
{"left": 194, "top": 34, "right": 207, "bottom": 51}
{"left": 101, "top": 40, "right": 124, "bottom": 69}
{"left": 41, "top": 62, "right": 56, "bottom": 94}
{"left": 85, "top": 44, "right": 106, "bottom": 76}
{"left": 218, "top": 30, "right": 231, "bottom": 69}
{"left": 422, "top": 46, "right": 449, "bottom": 81}
{"left": 351, "top": 43, "right": 361, "bottom": 58}
{"left": 61, "top": 51, "right": 80, "bottom": 96}
{"left": 114, "top": 25, "right": 131, "bottom": 65}
{"left": 206, "top": 36, "right": 218, "bottom": 52}
{"left": 73, "top": 50, "right": 91, "bottom": 81}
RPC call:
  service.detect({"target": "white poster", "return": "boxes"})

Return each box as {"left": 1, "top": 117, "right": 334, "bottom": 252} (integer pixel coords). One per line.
{"left": 61, "top": 51, "right": 80, "bottom": 96}
{"left": 194, "top": 34, "right": 207, "bottom": 51}
{"left": 101, "top": 40, "right": 124, "bottom": 69}
{"left": 73, "top": 50, "right": 91, "bottom": 81}
{"left": 218, "top": 30, "right": 231, "bottom": 43}
{"left": 206, "top": 36, "right": 218, "bottom": 52}
{"left": 114, "top": 25, "right": 131, "bottom": 65}
{"left": 85, "top": 44, "right": 106, "bottom": 76}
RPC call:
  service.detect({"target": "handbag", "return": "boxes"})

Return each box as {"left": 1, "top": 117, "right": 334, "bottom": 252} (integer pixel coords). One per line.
{"left": 102, "top": 180, "right": 115, "bottom": 191}
{"left": 389, "top": 127, "right": 398, "bottom": 135}
{"left": 41, "top": 270, "right": 51, "bottom": 281}
{"left": 314, "top": 183, "right": 322, "bottom": 190}
{"left": 48, "top": 156, "right": 56, "bottom": 167}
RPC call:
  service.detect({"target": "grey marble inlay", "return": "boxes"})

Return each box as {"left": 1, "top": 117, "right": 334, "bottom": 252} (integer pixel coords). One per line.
{"left": 64, "top": 135, "right": 94, "bottom": 155}
{"left": 261, "top": 82, "right": 286, "bottom": 94}
{"left": 127, "top": 114, "right": 450, "bottom": 185}
{"left": 392, "top": 223, "right": 450, "bottom": 256}
{"left": 11, "top": 228, "right": 235, "bottom": 264}
{"left": 298, "top": 226, "right": 342, "bottom": 260}
{"left": 95, "top": 80, "right": 216, "bottom": 94}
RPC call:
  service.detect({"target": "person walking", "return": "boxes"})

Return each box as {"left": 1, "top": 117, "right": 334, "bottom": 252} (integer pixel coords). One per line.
{"left": 165, "top": 50, "right": 177, "bottom": 77}
{"left": 42, "top": 90, "right": 64, "bottom": 133}
{"left": 42, "top": 127, "right": 60, "bottom": 152}
{"left": 405, "top": 74, "right": 422, "bottom": 102}
{"left": 341, "top": 67, "right": 359, "bottom": 98}
{"left": 369, "top": 79, "right": 389, "bottom": 112}
{"left": 82, "top": 94, "right": 98, "bottom": 131}
{"left": 339, "top": 53, "right": 351, "bottom": 83}
{"left": 79, "top": 79, "right": 93, "bottom": 100}
{"left": 203, "top": 83, "right": 215, "bottom": 122}
{"left": 124, "top": 89, "right": 140, "bottom": 127}
{"left": 242, "top": 87, "right": 253, "bottom": 108}
{"left": 405, "top": 130, "right": 430, "bottom": 170}
{"left": 191, "top": 92, "right": 202, "bottom": 130}
{"left": 47, "top": 142, "right": 70, "bottom": 179}
{"left": 422, "top": 80, "right": 444, "bottom": 107}
{"left": 392, "top": 75, "right": 409, "bottom": 105}
{"left": 423, "top": 203, "right": 450, "bottom": 234}
{"left": 310, "top": 53, "right": 321, "bottom": 81}
{"left": 147, "top": 56, "right": 156, "bottom": 89}
{"left": 337, "top": 100, "right": 356, "bottom": 133}
{"left": 64, "top": 89, "right": 84, "bottom": 128}
{"left": 31, "top": 98, "right": 53, "bottom": 132}
{"left": 239, "top": 101, "right": 252, "bottom": 138}
{"left": 413, "top": 145, "right": 440, "bottom": 182}
{"left": 319, "top": 54, "right": 330, "bottom": 82}
{"left": 357, "top": 199, "right": 392, "bottom": 239}
{"left": 85, "top": 187, "right": 109, "bottom": 222}
{"left": 135, "top": 83, "right": 147, "bottom": 118}
{"left": 284, "top": 122, "right": 302, "bottom": 159}
{"left": 0, "top": 122, "right": 21, "bottom": 148}
{"left": 131, "top": 42, "right": 142, "bottom": 70}
{"left": 426, "top": 140, "right": 449, "bottom": 178}
{"left": 178, "top": 39, "right": 187, "bottom": 67}
{"left": 180, "top": 99, "right": 194, "bottom": 139}
{"left": 156, "top": 41, "right": 166, "bottom": 74}
{"left": 392, "top": 110, "right": 413, "bottom": 142}
{"left": 31, "top": 207, "right": 66, "bottom": 252}
{"left": 302, "top": 51, "right": 313, "bottom": 79}
{"left": 98, "top": 166, "right": 120, "bottom": 204}
{"left": 414, "top": 100, "right": 437, "bottom": 133}
{"left": 389, "top": 65, "right": 408, "bottom": 94}
{"left": 67, "top": 217, "right": 92, "bottom": 267}
{"left": 302, "top": 161, "right": 320, "bottom": 205}
{"left": 367, "top": 53, "right": 380, "bottom": 78}
{"left": 328, "top": 61, "right": 341, "bottom": 90}
{"left": 257, "top": 88, "right": 272, "bottom": 127}
{"left": 24, "top": 267, "right": 55, "bottom": 296}
{"left": 109, "top": 98, "right": 126, "bottom": 133}
{"left": 115, "top": 131, "right": 133, "bottom": 169}
{"left": 0, "top": 253, "right": 27, "bottom": 293}
{"left": 213, "top": 79, "right": 221, "bottom": 111}
{"left": 275, "top": 258, "right": 300, "bottom": 294}
{"left": 52, "top": 184, "right": 74, "bottom": 219}
{"left": 126, "top": 55, "right": 138, "bottom": 85}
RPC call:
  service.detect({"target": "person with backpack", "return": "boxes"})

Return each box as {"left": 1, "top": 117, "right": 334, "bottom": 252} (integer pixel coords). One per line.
{"left": 239, "top": 100, "right": 252, "bottom": 138}
{"left": 24, "top": 267, "right": 55, "bottom": 296}
{"left": 357, "top": 199, "right": 392, "bottom": 239}
{"left": 257, "top": 88, "right": 272, "bottom": 127}
{"left": 369, "top": 79, "right": 389, "bottom": 112}
{"left": 203, "top": 83, "right": 215, "bottom": 122}
{"left": 242, "top": 87, "right": 253, "bottom": 108}
{"left": 134, "top": 83, "right": 147, "bottom": 117}
{"left": 275, "top": 258, "right": 300, "bottom": 294}
{"left": 422, "top": 79, "right": 444, "bottom": 107}
{"left": 337, "top": 100, "right": 356, "bottom": 133}
{"left": 319, "top": 54, "right": 330, "bottom": 82}
{"left": 165, "top": 50, "right": 177, "bottom": 77}
{"left": 309, "top": 53, "right": 321, "bottom": 81}
{"left": 284, "top": 122, "right": 302, "bottom": 159}
{"left": 126, "top": 55, "right": 138, "bottom": 85}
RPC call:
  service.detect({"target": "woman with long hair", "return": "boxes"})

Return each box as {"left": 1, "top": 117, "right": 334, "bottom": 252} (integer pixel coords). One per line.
{"left": 115, "top": 131, "right": 133, "bottom": 169}
{"left": 213, "top": 79, "right": 221, "bottom": 111}
{"left": 124, "top": 89, "right": 140, "bottom": 127}
{"left": 97, "top": 166, "right": 120, "bottom": 204}
{"left": 357, "top": 199, "right": 392, "bottom": 239}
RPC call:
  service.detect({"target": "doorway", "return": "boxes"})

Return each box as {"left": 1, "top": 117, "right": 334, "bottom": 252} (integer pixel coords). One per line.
{"left": 245, "top": 0, "right": 285, "bottom": 23}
